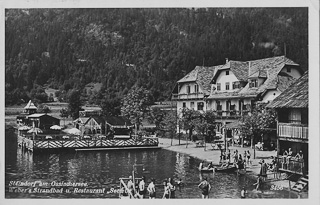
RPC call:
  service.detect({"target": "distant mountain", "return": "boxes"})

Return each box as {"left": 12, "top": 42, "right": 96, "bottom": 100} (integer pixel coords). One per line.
{"left": 5, "top": 8, "right": 308, "bottom": 106}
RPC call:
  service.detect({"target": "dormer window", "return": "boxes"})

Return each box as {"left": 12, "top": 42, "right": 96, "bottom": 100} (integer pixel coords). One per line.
{"left": 232, "top": 82, "right": 240, "bottom": 89}
{"left": 287, "top": 67, "right": 291, "bottom": 73}
{"left": 226, "top": 71, "right": 229, "bottom": 75}
{"left": 249, "top": 79, "right": 258, "bottom": 88}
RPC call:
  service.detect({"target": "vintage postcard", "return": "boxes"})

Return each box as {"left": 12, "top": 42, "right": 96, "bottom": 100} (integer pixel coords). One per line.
{"left": 2, "top": 0, "right": 319, "bottom": 204}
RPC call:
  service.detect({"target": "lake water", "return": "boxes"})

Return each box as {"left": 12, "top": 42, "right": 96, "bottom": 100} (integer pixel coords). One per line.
{"left": 5, "top": 130, "right": 298, "bottom": 199}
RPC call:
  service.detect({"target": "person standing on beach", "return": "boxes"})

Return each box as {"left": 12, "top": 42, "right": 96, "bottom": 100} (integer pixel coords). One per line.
{"left": 247, "top": 150, "right": 252, "bottom": 165}
{"left": 147, "top": 178, "right": 156, "bottom": 199}
{"left": 127, "top": 176, "right": 134, "bottom": 198}
{"left": 259, "top": 160, "right": 268, "bottom": 181}
{"left": 198, "top": 177, "right": 211, "bottom": 199}
{"left": 138, "top": 176, "right": 146, "bottom": 198}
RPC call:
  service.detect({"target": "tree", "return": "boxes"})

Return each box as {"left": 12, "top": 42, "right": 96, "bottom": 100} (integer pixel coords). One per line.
{"left": 239, "top": 102, "right": 277, "bottom": 158}
{"left": 60, "top": 108, "right": 69, "bottom": 127}
{"left": 160, "top": 110, "right": 178, "bottom": 146}
{"left": 180, "top": 108, "right": 200, "bottom": 148}
{"left": 67, "top": 89, "right": 82, "bottom": 119}
{"left": 121, "top": 86, "right": 151, "bottom": 133}
{"left": 194, "top": 110, "right": 216, "bottom": 150}
{"left": 147, "top": 107, "right": 166, "bottom": 130}
{"left": 37, "top": 104, "right": 51, "bottom": 113}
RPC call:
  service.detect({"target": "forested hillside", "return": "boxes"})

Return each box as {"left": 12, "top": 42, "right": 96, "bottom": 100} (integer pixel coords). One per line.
{"left": 5, "top": 8, "right": 308, "bottom": 110}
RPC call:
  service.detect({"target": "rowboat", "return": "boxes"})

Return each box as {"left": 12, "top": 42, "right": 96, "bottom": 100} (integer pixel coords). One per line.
{"left": 214, "top": 165, "right": 237, "bottom": 173}
{"left": 199, "top": 167, "right": 215, "bottom": 172}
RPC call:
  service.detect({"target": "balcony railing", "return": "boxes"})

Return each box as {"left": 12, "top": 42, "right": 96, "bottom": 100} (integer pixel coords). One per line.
{"left": 214, "top": 110, "right": 244, "bottom": 119}
{"left": 278, "top": 123, "right": 308, "bottom": 140}
{"left": 276, "top": 155, "right": 306, "bottom": 175}
{"left": 172, "top": 93, "right": 204, "bottom": 100}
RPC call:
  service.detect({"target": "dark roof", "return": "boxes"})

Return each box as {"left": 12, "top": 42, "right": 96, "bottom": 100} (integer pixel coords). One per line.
{"left": 267, "top": 71, "right": 308, "bottom": 108}
{"left": 105, "top": 116, "right": 132, "bottom": 126}
{"left": 90, "top": 116, "right": 132, "bottom": 126}
{"left": 239, "top": 56, "right": 300, "bottom": 96}
{"left": 177, "top": 65, "right": 222, "bottom": 95}
{"left": 212, "top": 61, "right": 249, "bottom": 83}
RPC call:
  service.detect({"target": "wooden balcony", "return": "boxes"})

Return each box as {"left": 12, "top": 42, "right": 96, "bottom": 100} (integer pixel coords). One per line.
{"left": 214, "top": 110, "right": 243, "bottom": 119}
{"left": 276, "top": 156, "right": 306, "bottom": 175}
{"left": 278, "top": 123, "right": 308, "bottom": 141}
{"left": 171, "top": 93, "right": 204, "bottom": 100}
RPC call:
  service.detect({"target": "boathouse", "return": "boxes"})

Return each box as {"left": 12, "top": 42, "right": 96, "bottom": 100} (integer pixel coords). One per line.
{"left": 27, "top": 113, "right": 60, "bottom": 130}
{"left": 267, "top": 71, "right": 308, "bottom": 176}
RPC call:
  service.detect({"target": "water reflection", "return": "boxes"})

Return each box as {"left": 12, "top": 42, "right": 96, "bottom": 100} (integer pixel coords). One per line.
{"left": 5, "top": 131, "right": 299, "bottom": 199}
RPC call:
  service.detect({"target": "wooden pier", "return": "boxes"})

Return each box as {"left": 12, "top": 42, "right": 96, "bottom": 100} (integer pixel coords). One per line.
{"left": 17, "top": 134, "right": 159, "bottom": 152}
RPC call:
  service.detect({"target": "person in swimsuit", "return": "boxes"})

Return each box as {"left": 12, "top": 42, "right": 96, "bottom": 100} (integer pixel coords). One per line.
{"left": 198, "top": 177, "right": 211, "bottom": 199}
{"left": 138, "top": 176, "right": 146, "bottom": 199}
{"left": 163, "top": 180, "right": 170, "bottom": 199}
{"left": 147, "top": 178, "right": 156, "bottom": 199}
{"left": 247, "top": 150, "right": 251, "bottom": 165}
{"left": 127, "top": 175, "right": 134, "bottom": 198}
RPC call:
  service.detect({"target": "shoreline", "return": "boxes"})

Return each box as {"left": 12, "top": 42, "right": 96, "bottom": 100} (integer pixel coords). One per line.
{"left": 158, "top": 137, "right": 308, "bottom": 198}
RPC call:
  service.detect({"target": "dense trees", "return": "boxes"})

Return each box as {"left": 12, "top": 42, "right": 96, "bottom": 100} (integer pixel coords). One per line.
{"left": 121, "top": 86, "right": 151, "bottom": 131}
{"left": 67, "top": 90, "right": 82, "bottom": 119}
{"left": 239, "top": 103, "right": 277, "bottom": 150}
{"left": 5, "top": 8, "right": 308, "bottom": 108}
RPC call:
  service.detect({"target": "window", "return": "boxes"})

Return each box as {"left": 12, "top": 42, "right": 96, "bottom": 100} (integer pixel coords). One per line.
{"left": 249, "top": 79, "right": 258, "bottom": 88}
{"left": 226, "top": 101, "right": 230, "bottom": 111}
{"left": 187, "top": 85, "right": 190, "bottom": 94}
{"left": 217, "top": 83, "right": 221, "bottom": 91}
{"left": 289, "top": 109, "right": 301, "bottom": 124}
{"left": 232, "top": 82, "right": 240, "bottom": 89}
{"left": 182, "top": 102, "right": 186, "bottom": 108}
{"left": 226, "top": 82, "right": 230, "bottom": 90}
{"left": 226, "top": 70, "right": 229, "bottom": 75}
{"left": 216, "top": 101, "right": 221, "bottom": 110}
{"left": 190, "top": 102, "right": 194, "bottom": 109}
{"left": 194, "top": 85, "right": 199, "bottom": 93}
{"left": 287, "top": 67, "right": 291, "bottom": 73}
{"left": 197, "top": 102, "right": 204, "bottom": 110}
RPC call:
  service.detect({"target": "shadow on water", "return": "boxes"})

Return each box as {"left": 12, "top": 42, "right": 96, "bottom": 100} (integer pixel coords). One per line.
{"left": 5, "top": 131, "right": 298, "bottom": 199}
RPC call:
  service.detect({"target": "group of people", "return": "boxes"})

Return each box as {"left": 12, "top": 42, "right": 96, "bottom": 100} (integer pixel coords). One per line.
{"left": 282, "top": 148, "right": 304, "bottom": 162}
{"left": 126, "top": 176, "right": 180, "bottom": 199}
{"left": 219, "top": 149, "right": 252, "bottom": 169}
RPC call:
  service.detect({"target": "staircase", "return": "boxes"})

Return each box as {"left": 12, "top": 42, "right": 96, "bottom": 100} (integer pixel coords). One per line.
{"left": 291, "top": 175, "right": 308, "bottom": 192}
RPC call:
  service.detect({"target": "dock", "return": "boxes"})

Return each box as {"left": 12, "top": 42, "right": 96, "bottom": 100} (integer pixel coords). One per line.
{"left": 17, "top": 134, "right": 159, "bottom": 152}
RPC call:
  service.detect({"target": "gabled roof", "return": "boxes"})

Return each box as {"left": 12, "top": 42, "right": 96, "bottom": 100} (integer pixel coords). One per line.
{"left": 177, "top": 65, "right": 222, "bottom": 95}
{"left": 27, "top": 113, "right": 47, "bottom": 118}
{"left": 208, "top": 56, "right": 301, "bottom": 99}
{"left": 239, "top": 56, "right": 300, "bottom": 96}
{"left": 248, "top": 56, "right": 298, "bottom": 79}
{"left": 212, "top": 61, "right": 249, "bottom": 83}
{"left": 24, "top": 100, "right": 37, "bottom": 110}
{"left": 267, "top": 71, "right": 308, "bottom": 109}
{"left": 73, "top": 117, "right": 90, "bottom": 124}
{"left": 89, "top": 116, "right": 132, "bottom": 126}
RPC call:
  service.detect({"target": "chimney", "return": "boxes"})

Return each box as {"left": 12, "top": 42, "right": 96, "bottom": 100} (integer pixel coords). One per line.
{"left": 225, "top": 58, "right": 229, "bottom": 64}
{"left": 248, "top": 61, "right": 251, "bottom": 77}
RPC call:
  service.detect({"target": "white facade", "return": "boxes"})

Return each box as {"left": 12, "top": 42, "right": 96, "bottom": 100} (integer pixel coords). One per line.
{"left": 215, "top": 70, "right": 239, "bottom": 92}
{"left": 262, "top": 89, "right": 282, "bottom": 103}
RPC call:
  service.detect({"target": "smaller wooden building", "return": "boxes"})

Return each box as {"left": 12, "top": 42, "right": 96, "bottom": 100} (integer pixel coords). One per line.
{"left": 27, "top": 113, "right": 60, "bottom": 130}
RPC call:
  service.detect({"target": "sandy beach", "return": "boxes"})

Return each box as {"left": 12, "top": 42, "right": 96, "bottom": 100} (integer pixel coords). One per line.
{"left": 158, "top": 137, "right": 308, "bottom": 198}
